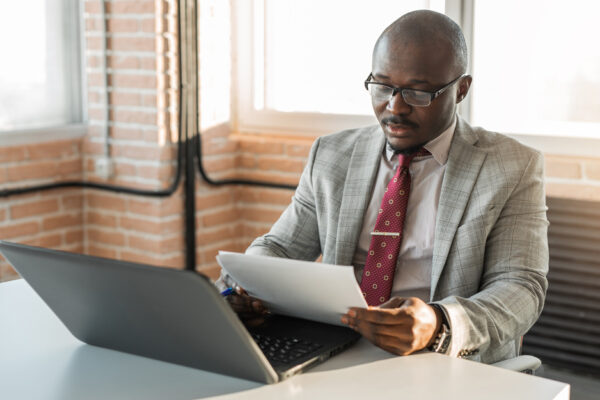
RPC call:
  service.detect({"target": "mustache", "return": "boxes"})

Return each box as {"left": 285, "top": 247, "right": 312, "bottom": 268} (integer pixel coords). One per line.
{"left": 381, "top": 117, "right": 417, "bottom": 127}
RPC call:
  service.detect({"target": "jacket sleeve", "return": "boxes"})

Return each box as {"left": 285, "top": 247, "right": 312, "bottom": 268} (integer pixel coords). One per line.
{"left": 433, "top": 151, "right": 549, "bottom": 362}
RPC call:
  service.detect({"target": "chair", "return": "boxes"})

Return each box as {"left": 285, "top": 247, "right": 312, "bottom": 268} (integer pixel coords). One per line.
{"left": 491, "top": 337, "right": 541, "bottom": 374}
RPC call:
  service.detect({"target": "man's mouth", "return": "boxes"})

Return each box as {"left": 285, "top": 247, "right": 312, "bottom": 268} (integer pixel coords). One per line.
{"left": 385, "top": 123, "right": 414, "bottom": 135}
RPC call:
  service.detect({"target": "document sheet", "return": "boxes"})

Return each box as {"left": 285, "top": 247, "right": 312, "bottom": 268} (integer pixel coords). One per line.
{"left": 216, "top": 252, "right": 368, "bottom": 326}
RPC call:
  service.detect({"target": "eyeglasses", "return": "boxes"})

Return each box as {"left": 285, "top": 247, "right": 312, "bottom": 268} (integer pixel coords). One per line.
{"left": 364, "top": 73, "right": 467, "bottom": 107}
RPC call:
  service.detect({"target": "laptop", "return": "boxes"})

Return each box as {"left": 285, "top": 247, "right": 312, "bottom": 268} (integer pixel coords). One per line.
{"left": 0, "top": 240, "right": 360, "bottom": 384}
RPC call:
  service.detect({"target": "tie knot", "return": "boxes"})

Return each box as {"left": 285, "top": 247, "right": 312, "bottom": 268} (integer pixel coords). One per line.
{"left": 397, "top": 148, "right": 430, "bottom": 167}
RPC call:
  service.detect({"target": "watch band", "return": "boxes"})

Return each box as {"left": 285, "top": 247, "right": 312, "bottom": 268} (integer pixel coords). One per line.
{"left": 429, "top": 304, "right": 451, "bottom": 353}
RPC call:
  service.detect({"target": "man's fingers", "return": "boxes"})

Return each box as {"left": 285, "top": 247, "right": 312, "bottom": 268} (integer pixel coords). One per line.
{"left": 346, "top": 307, "right": 411, "bottom": 325}
{"left": 349, "top": 319, "right": 414, "bottom": 355}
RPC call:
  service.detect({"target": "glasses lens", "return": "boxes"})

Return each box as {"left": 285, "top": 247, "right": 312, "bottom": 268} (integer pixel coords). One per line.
{"left": 402, "top": 89, "right": 431, "bottom": 107}
{"left": 368, "top": 84, "right": 393, "bottom": 101}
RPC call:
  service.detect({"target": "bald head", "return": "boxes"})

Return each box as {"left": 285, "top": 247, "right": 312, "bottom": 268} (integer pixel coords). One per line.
{"left": 374, "top": 10, "right": 468, "bottom": 75}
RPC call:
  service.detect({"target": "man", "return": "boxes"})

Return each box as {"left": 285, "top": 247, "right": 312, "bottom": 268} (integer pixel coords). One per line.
{"left": 223, "top": 10, "right": 548, "bottom": 363}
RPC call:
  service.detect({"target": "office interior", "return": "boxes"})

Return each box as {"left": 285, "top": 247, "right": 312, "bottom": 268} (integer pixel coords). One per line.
{"left": 0, "top": 1, "right": 598, "bottom": 399}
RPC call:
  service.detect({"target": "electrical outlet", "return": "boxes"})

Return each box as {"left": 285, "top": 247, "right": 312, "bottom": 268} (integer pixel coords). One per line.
{"left": 95, "top": 157, "right": 114, "bottom": 179}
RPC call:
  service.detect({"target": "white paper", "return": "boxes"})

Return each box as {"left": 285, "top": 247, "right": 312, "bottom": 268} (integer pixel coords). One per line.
{"left": 216, "top": 251, "right": 368, "bottom": 326}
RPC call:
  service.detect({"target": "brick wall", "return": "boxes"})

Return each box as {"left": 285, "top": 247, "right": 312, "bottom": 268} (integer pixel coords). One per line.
{"left": 82, "top": 0, "right": 190, "bottom": 271}
{"left": 0, "top": 140, "right": 84, "bottom": 281}
{"left": 545, "top": 155, "right": 600, "bottom": 201}
{"left": 3, "top": 1, "right": 600, "bottom": 284}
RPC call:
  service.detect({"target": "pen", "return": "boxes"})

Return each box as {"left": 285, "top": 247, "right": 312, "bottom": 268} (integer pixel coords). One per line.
{"left": 220, "top": 287, "right": 235, "bottom": 297}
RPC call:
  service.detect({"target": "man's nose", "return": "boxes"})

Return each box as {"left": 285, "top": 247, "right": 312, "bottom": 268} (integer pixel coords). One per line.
{"left": 386, "top": 92, "right": 411, "bottom": 114}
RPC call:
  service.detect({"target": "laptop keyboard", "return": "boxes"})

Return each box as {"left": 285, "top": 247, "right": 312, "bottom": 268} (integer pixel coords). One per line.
{"left": 251, "top": 333, "right": 323, "bottom": 365}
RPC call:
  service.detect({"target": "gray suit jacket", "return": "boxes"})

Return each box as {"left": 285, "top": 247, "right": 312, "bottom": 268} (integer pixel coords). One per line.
{"left": 247, "top": 117, "right": 549, "bottom": 363}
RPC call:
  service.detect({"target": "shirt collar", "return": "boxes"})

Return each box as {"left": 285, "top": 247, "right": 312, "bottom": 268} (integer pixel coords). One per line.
{"left": 384, "top": 115, "right": 456, "bottom": 166}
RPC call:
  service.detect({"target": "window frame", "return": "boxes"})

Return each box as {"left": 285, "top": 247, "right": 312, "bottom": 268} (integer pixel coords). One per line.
{"left": 0, "top": 0, "right": 87, "bottom": 144}
{"left": 232, "top": 0, "right": 600, "bottom": 156}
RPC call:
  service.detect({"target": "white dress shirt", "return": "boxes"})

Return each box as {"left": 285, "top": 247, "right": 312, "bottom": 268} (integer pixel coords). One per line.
{"left": 352, "top": 117, "right": 456, "bottom": 302}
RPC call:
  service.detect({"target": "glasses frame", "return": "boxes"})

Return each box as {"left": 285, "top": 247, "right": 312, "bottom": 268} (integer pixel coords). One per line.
{"left": 364, "top": 73, "right": 467, "bottom": 107}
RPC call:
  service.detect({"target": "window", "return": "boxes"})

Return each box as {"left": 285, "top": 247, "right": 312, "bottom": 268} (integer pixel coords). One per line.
{"left": 0, "top": 0, "right": 84, "bottom": 141}
{"left": 225, "top": 0, "right": 600, "bottom": 155}
{"left": 233, "top": 0, "right": 446, "bottom": 135}
{"left": 470, "top": 0, "right": 600, "bottom": 141}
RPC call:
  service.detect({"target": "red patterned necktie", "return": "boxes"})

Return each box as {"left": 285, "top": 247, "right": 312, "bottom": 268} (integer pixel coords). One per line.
{"left": 360, "top": 148, "right": 429, "bottom": 306}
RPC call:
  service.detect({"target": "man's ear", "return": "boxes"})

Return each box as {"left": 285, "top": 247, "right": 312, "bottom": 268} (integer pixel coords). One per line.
{"left": 456, "top": 75, "right": 472, "bottom": 103}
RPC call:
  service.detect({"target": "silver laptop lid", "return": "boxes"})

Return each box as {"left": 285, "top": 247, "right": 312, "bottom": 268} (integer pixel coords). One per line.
{"left": 0, "top": 240, "right": 278, "bottom": 383}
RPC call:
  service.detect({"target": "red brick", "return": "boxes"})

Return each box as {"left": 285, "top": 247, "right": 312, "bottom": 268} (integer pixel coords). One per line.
{"left": 113, "top": 144, "right": 172, "bottom": 160}
{"left": 108, "top": 37, "right": 155, "bottom": 52}
{"left": 87, "top": 72, "right": 105, "bottom": 88}
{"left": 196, "top": 226, "right": 236, "bottom": 246}
{"left": 109, "top": 73, "right": 157, "bottom": 89}
{"left": 111, "top": 109, "right": 157, "bottom": 125}
{"left": 120, "top": 216, "right": 161, "bottom": 234}
{"left": 140, "top": 18, "right": 156, "bottom": 33}
{"left": 87, "top": 193, "right": 127, "bottom": 212}
{"left": 88, "top": 228, "right": 126, "bottom": 246}
{"left": 65, "top": 229, "right": 83, "bottom": 244}
{"left": 27, "top": 140, "right": 78, "bottom": 160}
{"left": 142, "top": 93, "right": 157, "bottom": 107}
{"left": 239, "top": 206, "right": 284, "bottom": 224}
{"left": 107, "top": 18, "right": 139, "bottom": 33}
{"left": 111, "top": 161, "right": 135, "bottom": 177}
{"left": 545, "top": 182, "right": 600, "bottom": 201}
{"left": 6, "top": 162, "right": 59, "bottom": 181}
{"left": 43, "top": 214, "right": 82, "bottom": 231}
{"left": 84, "top": 1, "right": 101, "bottom": 14}
{"left": 106, "top": 1, "right": 155, "bottom": 14}
{"left": 110, "top": 127, "right": 144, "bottom": 141}
{"left": 195, "top": 191, "right": 235, "bottom": 210}
{"left": 584, "top": 160, "right": 600, "bottom": 181}
{"left": 86, "top": 211, "right": 118, "bottom": 228}
{"left": 237, "top": 154, "right": 257, "bottom": 168}
{"left": 62, "top": 194, "right": 83, "bottom": 210}
{"left": 239, "top": 141, "right": 285, "bottom": 155}
{"left": 201, "top": 207, "right": 239, "bottom": 227}
{"left": 140, "top": 57, "right": 157, "bottom": 70}
{"left": 1, "top": 262, "right": 19, "bottom": 282}
{"left": 59, "top": 159, "right": 82, "bottom": 176}
{"left": 162, "top": 254, "right": 185, "bottom": 269}
{"left": 120, "top": 250, "right": 161, "bottom": 266}
{"left": 257, "top": 156, "right": 304, "bottom": 173}
{"left": 86, "top": 36, "right": 104, "bottom": 51}
{"left": 0, "top": 209, "right": 6, "bottom": 222}
{"left": 0, "top": 221, "right": 40, "bottom": 238}
{"left": 85, "top": 17, "right": 104, "bottom": 31}
{"left": 202, "top": 157, "right": 236, "bottom": 173}
{"left": 82, "top": 140, "right": 105, "bottom": 155}
{"left": 11, "top": 199, "right": 60, "bottom": 219}
{"left": 37, "top": 233, "right": 63, "bottom": 248}
{"left": 544, "top": 157, "right": 582, "bottom": 179}
{"left": 108, "top": 55, "right": 140, "bottom": 69}
{"left": 88, "top": 245, "right": 117, "bottom": 259}
{"left": 109, "top": 92, "right": 141, "bottom": 106}
{"left": 0, "top": 146, "right": 26, "bottom": 162}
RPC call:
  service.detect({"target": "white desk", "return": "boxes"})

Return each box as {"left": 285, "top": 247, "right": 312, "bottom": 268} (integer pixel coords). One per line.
{"left": 0, "top": 279, "right": 570, "bottom": 400}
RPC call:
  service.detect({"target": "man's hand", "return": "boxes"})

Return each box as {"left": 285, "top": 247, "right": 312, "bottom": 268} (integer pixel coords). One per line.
{"left": 225, "top": 287, "right": 269, "bottom": 327}
{"left": 341, "top": 297, "right": 442, "bottom": 355}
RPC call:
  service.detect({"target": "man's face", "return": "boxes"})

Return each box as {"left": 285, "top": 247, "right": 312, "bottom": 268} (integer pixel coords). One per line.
{"left": 371, "top": 38, "right": 470, "bottom": 152}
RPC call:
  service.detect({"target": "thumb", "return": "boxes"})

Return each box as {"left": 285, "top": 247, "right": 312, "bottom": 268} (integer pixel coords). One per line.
{"left": 379, "top": 296, "right": 407, "bottom": 309}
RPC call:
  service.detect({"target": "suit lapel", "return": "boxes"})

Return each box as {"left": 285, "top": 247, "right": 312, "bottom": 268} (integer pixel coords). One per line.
{"left": 430, "top": 118, "right": 487, "bottom": 300}
{"left": 334, "top": 127, "right": 385, "bottom": 265}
